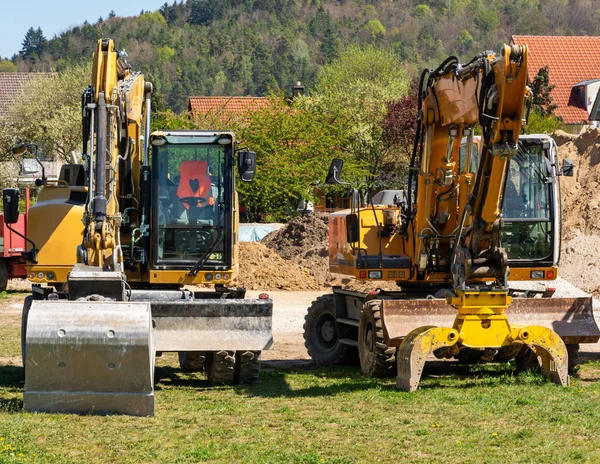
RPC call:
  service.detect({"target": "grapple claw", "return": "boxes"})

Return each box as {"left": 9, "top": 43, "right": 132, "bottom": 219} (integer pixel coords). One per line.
{"left": 396, "top": 326, "right": 459, "bottom": 392}
{"left": 520, "top": 325, "right": 569, "bottom": 386}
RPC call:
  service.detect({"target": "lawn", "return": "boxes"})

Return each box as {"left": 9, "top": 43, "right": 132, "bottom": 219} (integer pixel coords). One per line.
{"left": 1, "top": 293, "right": 599, "bottom": 464}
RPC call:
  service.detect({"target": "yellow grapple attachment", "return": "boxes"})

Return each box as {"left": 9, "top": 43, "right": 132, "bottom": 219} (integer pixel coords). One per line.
{"left": 381, "top": 292, "right": 599, "bottom": 391}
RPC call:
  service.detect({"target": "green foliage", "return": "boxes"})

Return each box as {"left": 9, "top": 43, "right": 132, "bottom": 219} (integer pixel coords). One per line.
{"left": 0, "top": 60, "right": 17, "bottom": 72}
{"left": 364, "top": 19, "right": 386, "bottom": 43}
{"left": 313, "top": 45, "right": 409, "bottom": 187}
{"left": 0, "top": 64, "right": 91, "bottom": 163}
{"left": 524, "top": 108, "right": 564, "bottom": 134}
{"left": 20, "top": 27, "right": 47, "bottom": 62}
{"left": 530, "top": 66, "right": 557, "bottom": 117}
{"left": 413, "top": 4, "right": 433, "bottom": 17}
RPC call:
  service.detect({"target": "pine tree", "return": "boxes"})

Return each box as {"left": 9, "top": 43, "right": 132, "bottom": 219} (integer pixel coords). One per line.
{"left": 20, "top": 27, "right": 47, "bottom": 61}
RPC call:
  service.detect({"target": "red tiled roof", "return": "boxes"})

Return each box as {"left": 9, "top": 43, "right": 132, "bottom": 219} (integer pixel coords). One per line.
{"left": 511, "top": 36, "right": 600, "bottom": 124}
{"left": 188, "top": 96, "right": 270, "bottom": 117}
{"left": 0, "top": 72, "right": 54, "bottom": 117}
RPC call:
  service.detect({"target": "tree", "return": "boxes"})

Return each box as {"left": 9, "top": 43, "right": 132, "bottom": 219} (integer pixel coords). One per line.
{"left": 0, "top": 64, "right": 92, "bottom": 164}
{"left": 381, "top": 79, "right": 420, "bottom": 187}
{"left": 524, "top": 66, "right": 563, "bottom": 134}
{"left": 311, "top": 45, "right": 409, "bottom": 188}
{"left": 108, "top": 10, "right": 117, "bottom": 19}
{"left": 530, "top": 66, "right": 558, "bottom": 117}
{"left": 0, "top": 60, "right": 17, "bottom": 72}
{"left": 20, "top": 27, "right": 47, "bottom": 61}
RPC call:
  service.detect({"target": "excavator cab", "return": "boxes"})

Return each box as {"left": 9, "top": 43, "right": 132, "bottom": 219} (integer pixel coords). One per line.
{"left": 153, "top": 134, "right": 228, "bottom": 265}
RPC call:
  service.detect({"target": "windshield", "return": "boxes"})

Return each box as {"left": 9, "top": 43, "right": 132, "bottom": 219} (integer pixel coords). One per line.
{"left": 501, "top": 143, "right": 553, "bottom": 261}
{"left": 153, "top": 143, "right": 227, "bottom": 265}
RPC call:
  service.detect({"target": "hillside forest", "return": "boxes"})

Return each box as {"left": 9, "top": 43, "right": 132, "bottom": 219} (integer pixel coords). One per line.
{"left": 0, "top": 0, "right": 576, "bottom": 218}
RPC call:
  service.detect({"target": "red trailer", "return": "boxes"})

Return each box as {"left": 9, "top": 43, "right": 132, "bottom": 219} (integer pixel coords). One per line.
{"left": 0, "top": 189, "right": 29, "bottom": 292}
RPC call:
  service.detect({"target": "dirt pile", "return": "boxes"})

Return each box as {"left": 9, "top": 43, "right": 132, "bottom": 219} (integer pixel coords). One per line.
{"left": 263, "top": 214, "right": 333, "bottom": 285}
{"left": 556, "top": 128, "right": 600, "bottom": 240}
{"left": 554, "top": 128, "right": 600, "bottom": 295}
{"left": 262, "top": 214, "right": 399, "bottom": 291}
{"left": 234, "top": 241, "right": 321, "bottom": 291}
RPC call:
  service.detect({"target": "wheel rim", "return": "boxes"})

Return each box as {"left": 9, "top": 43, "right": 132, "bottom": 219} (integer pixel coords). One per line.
{"left": 316, "top": 313, "right": 337, "bottom": 350}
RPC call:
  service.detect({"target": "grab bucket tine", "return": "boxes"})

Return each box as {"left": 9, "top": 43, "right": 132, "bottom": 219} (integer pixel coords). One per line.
{"left": 521, "top": 325, "right": 570, "bottom": 386}
{"left": 396, "top": 326, "right": 459, "bottom": 392}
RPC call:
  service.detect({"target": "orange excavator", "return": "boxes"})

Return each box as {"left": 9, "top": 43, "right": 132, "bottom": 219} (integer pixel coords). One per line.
{"left": 303, "top": 44, "right": 599, "bottom": 389}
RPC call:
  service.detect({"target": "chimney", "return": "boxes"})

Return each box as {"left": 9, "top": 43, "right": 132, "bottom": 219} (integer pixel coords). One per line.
{"left": 292, "top": 81, "right": 304, "bottom": 98}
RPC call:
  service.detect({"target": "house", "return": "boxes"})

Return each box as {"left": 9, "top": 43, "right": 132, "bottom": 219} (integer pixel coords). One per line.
{"left": 511, "top": 35, "right": 600, "bottom": 133}
{"left": 0, "top": 72, "right": 61, "bottom": 182}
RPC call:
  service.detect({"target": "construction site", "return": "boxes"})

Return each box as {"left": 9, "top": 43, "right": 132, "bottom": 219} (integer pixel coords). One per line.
{"left": 2, "top": 32, "right": 600, "bottom": 463}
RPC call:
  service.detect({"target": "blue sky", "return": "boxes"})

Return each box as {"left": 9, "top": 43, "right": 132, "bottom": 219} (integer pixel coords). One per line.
{"left": 0, "top": 0, "right": 167, "bottom": 58}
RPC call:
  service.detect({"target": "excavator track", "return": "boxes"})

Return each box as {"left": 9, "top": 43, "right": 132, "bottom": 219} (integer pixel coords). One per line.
{"left": 234, "top": 351, "right": 261, "bottom": 384}
{"left": 206, "top": 350, "right": 236, "bottom": 385}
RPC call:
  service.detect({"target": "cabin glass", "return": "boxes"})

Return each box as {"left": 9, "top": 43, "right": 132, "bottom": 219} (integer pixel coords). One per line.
{"left": 152, "top": 143, "right": 230, "bottom": 267}
{"left": 501, "top": 142, "right": 553, "bottom": 262}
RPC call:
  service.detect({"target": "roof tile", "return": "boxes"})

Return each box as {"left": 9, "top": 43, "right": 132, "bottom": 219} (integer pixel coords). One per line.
{"left": 0, "top": 72, "right": 55, "bottom": 117}
{"left": 188, "top": 96, "right": 270, "bottom": 117}
{"left": 511, "top": 35, "right": 600, "bottom": 124}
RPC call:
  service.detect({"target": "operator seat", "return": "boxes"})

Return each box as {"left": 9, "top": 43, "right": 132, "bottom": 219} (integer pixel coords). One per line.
{"left": 177, "top": 160, "right": 214, "bottom": 223}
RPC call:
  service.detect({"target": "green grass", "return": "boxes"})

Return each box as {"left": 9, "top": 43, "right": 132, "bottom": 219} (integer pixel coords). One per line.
{"left": 1, "top": 294, "right": 600, "bottom": 463}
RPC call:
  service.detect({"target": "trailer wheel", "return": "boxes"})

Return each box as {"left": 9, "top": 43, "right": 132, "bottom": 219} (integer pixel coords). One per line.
{"left": 303, "top": 294, "right": 349, "bottom": 365}
{"left": 178, "top": 351, "right": 206, "bottom": 372}
{"left": 358, "top": 300, "right": 397, "bottom": 377}
{"left": 206, "top": 350, "right": 236, "bottom": 385}
{"left": 0, "top": 260, "right": 7, "bottom": 293}
{"left": 234, "top": 351, "right": 261, "bottom": 384}
{"left": 21, "top": 296, "right": 33, "bottom": 368}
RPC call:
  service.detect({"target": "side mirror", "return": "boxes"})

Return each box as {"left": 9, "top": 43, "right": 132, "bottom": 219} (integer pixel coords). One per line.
{"left": 346, "top": 213, "right": 359, "bottom": 243}
{"left": 326, "top": 159, "right": 344, "bottom": 185}
{"left": 562, "top": 159, "right": 574, "bottom": 177}
{"left": 3, "top": 188, "right": 20, "bottom": 224}
{"left": 238, "top": 150, "right": 256, "bottom": 182}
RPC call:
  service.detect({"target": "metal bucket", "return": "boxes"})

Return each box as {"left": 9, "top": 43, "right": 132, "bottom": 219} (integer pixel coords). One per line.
{"left": 24, "top": 301, "right": 154, "bottom": 416}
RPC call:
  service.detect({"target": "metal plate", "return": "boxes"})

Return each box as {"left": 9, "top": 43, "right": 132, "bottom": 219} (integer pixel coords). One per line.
{"left": 151, "top": 299, "right": 273, "bottom": 352}
{"left": 381, "top": 297, "right": 600, "bottom": 346}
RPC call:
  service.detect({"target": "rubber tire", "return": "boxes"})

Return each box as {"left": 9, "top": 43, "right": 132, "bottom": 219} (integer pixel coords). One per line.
{"left": 234, "top": 351, "right": 261, "bottom": 384}
{"left": 206, "top": 350, "right": 236, "bottom": 386}
{"left": 0, "top": 260, "right": 7, "bottom": 293}
{"left": 358, "top": 300, "right": 397, "bottom": 377}
{"left": 178, "top": 351, "right": 206, "bottom": 372}
{"left": 21, "top": 296, "right": 33, "bottom": 368}
{"left": 303, "top": 294, "right": 350, "bottom": 365}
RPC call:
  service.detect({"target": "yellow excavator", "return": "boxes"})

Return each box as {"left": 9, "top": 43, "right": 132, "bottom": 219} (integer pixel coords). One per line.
{"left": 303, "top": 44, "right": 600, "bottom": 389}
{"left": 2, "top": 39, "right": 272, "bottom": 415}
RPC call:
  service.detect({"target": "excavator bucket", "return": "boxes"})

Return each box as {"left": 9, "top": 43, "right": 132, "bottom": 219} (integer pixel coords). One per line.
{"left": 381, "top": 297, "right": 600, "bottom": 346}
{"left": 23, "top": 298, "right": 273, "bottom": 416}
{"left": 24, "top": 301, "right": 155, "bottom": 416}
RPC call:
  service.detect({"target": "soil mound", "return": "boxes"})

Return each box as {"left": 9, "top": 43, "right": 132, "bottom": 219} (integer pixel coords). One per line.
{"left": 556, "top": 128, "right": 600, "bottom": 240}
{"left": 262, "top": 214, "right": 400, "bottom": 291}
{"left": 234, "top": 241, "right": 321, "bottom": 291}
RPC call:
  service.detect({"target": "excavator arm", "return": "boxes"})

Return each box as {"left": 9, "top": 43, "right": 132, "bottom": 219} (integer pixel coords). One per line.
{"left": 392, "top": 44, "right": 571, "bottom": 390}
